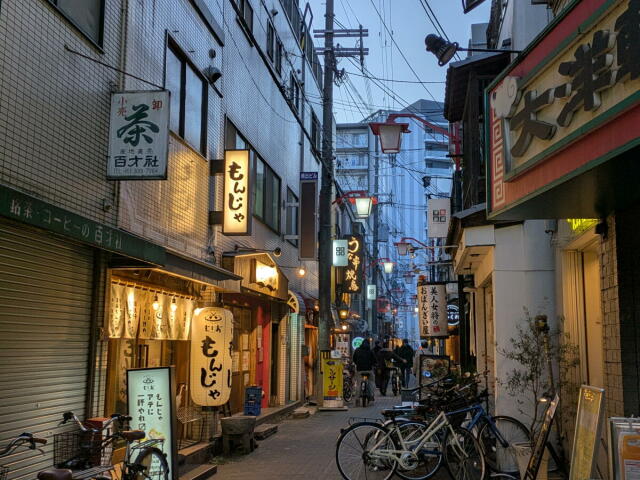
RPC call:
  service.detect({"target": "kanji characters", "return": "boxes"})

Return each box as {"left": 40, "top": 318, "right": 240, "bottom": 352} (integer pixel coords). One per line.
{"left": 614, "top": 0, "right": 640, "bottom": 83}
{"left": 509, "top": 89, "right": 557, "bottom": 157}
{"left": 116, "top": 103, "right": 160, "bottom": 146}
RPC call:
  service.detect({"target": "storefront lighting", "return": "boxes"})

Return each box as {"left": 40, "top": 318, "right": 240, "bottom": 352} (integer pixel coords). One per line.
{"left": 170, "top": 297, "right": 177, "bottom": 312}
{"left": 383, "top": 261, "right": 394, "bottom": 274}
{"left": 152, "top": 294, "right": 160, "bottom": 311}
{"left": 425, "top": 34, "right": 522, "bottom": 67}
{"left": 341, "top": 323, "right": 348, "bottom": 331}
{"left": 194, "top": 307, "right": 203, "bottom": 316}
{"left": 338, "top": 305, "right": 349, "bottom": 320}
{"left": 296, "top": 266, "right": 307, "bottom": 278}
{"left": 414, "top": 306, "right": 419, "bottom": 313}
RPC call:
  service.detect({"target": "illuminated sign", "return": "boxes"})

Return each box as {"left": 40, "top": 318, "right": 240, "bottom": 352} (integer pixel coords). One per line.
{"left": 418, "top": 282, "right": 448, "bottom": 338}
{"left": 252, "top": 259, "right": 278, "bottom": 291}
{"left": 366, "top": 284, "right": 376, "bottom": 301}
{"left": 428, "top": 198, "right": 451, "bottom": 238}
{"left": 344, "top": 234, "right": 363, "bottom": 293}
{"left": 351, "top": 336, "right": 364, "bottom": 350}
{"left": 332, "top": 239, "right": 348, "bottom": 267}
{"left": 567, "top": 218, "right": 598, "bottom": 234}
{"left": 190, "top": 308, "right": 234, "bottom": 407}
{"left": 223, "top": 150, "right": 251, "bottom": 235}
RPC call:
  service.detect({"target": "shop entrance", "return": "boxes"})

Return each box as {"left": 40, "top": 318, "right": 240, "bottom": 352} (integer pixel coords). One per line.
{"left": 581, "top": 245, "right": 604, "bottom": 388}
{"left": 227, "top": 306, "right": 255, "bottom": 414}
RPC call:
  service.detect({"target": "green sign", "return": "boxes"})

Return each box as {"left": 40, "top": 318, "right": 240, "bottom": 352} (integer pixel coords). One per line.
{"left": 0, "top": 184, "right": 165, "bottom": 265}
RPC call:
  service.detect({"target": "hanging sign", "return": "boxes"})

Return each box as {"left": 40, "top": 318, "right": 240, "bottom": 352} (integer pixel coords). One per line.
{"left": 190, "top": 307, "right": 234, "bottom": 406}
{"left": 366, "top": 284, "right": 377, "bottom": 301}
{"left": 332, "top": 239, "right": 348, "bottom": 267}
{"left": 344, "top": 234, "right": 363, "bottom": 293}
{"left": 428, "top": 198, "right": 451, "bottom": 238}
{"left": 127, "top": 367, "right": 177, "bottom": 479}
{"left": 351, "top": 336, "right": 364, "bottom": 350}
{"left": 107, "top": 90, "right": 170, "bottom": 180}
{"left": 252, "top": 259, "right": 278, "bottom": 291}
{"left": 569, "top": 385, "right": 605, "bottom": 480}
{"left": 223, "top": 150, "right": 251, "bottom": 235}
{"left": 299, "top": 172, "right": 318, "bottom": 260}
{"left": 123, "top": 287, "right": 142, "bottom": 339}
{"left": 418, "top": 283, "right": 448, "bottom": 337}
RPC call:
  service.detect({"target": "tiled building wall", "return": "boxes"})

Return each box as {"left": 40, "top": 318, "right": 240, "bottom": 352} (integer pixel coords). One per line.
{"left": 0, "top": 0, "right": 122, "bottom": 226}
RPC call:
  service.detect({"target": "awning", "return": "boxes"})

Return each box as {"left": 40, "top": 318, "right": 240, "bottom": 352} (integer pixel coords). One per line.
{"left": 160, "top": 250, "right": 241, "bottom": 290}
{"left": 221, "top": 251, "right": 289, "bottom": 301}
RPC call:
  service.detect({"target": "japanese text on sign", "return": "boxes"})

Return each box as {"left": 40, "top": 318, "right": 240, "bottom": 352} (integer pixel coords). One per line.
{"left": 344, "top": 234, "right": 363, "bottom": 293}
{"left": 108, "top": 90, "right": 170, "bottom": 180}
{"left": 418, "top": 283, "right": 448, "bottom": 337}
{"left": 223, "top": 150, "right": 251, "bottom": 235}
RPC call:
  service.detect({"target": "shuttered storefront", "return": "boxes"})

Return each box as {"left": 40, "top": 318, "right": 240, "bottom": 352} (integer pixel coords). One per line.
{"left": 0, "top": 221, "right": 94, "bottom": 480}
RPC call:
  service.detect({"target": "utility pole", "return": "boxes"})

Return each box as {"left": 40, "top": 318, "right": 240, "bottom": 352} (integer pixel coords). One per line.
{"left": 372, "top": 136, "right": 380, "bottom": 335}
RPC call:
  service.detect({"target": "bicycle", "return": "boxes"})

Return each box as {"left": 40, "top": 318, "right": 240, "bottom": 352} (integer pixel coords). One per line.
{"left": 335, "top": 409, "right": 485, "bottom": 480}
{"left": 390, "top": 367, "right": 401, "bottom": 396}
{"left": 343, "top": 369, "right": 354, "bottom": 403}
{"left": 359, "top": 372, "right": 374, "bottom": 407}
{"left": 0, "top": 433, "right": 49, "bottom": 480}
{"left": 58, "top": 411, "right": 170, "bottom": 480}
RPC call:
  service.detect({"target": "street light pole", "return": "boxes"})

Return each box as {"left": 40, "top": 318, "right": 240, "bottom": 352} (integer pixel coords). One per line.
{"left": 317, "top": 0, "right": 335, "bottom": 402}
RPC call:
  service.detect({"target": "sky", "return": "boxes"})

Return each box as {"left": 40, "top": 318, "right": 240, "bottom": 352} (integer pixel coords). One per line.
{"left": 305, "top": 0, "right": 492, "bottom": 123}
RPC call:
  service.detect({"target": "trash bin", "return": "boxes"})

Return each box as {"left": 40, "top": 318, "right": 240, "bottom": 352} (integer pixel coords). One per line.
{"left": 244, "top": 386, "right": 262, "bottom": 416}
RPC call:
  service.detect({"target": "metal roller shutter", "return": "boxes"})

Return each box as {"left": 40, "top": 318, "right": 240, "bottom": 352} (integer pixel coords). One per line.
{"left": 0, "top": 221, "right": 94, "bottom": 480}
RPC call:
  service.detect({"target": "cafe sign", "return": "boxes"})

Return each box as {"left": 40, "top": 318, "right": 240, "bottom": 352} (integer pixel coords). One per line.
{"left": 332, "top": 239, "right": 348, "bottom": 267}
{"left": 489, "top": 0, "right": 640, "bottom": 217}
{"left": 223, "top": 150, "right": 251, "bottom": 235}
{"left": 107, "top": 90, "right": 170, "bottom": 180}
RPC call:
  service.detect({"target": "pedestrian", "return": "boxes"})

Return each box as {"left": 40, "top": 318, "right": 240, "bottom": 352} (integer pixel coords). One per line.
{"left": 396, "top": 338, "right": 415, "bottom": 388}
{"left": 376, "top": 341, "right": 406, "bottom": 396}
{"left": 372, "top": 340, "right": 383, "bottom": 389}
{"left": 352, "top": 338, "right": 377, "bottom": 403}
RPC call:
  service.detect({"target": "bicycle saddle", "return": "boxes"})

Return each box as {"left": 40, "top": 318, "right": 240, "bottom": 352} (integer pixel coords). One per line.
{"left": 120, "top": 430, "right": 146, "bottom": 441}
{"left": 37, "top": 469, "right": 73, "bottom": 480}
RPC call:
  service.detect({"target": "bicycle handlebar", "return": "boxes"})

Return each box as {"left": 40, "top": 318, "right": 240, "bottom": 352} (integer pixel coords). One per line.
{"left": 61, "top": 412, "right": 131, "bottom": 432}
{"left": 0, "top": 433, "right": 47, "bottom": 457}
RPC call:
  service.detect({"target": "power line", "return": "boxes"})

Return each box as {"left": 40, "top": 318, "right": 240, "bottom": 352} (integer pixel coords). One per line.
{"left": 417, "top": 0, "right": 462, "bottom": 61}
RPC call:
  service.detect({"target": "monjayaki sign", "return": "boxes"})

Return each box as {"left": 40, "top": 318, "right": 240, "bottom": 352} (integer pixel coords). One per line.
{"left": 488, "top": 0, "right": 640, "bottom": 218}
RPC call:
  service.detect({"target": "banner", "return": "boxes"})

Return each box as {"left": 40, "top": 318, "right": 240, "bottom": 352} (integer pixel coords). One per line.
{"left": 190, "top": 308, "right": 234, "bottom": 406}
{"left": 109, "top": 283, "right": 125, "bottom": 338}
{"left": 418, "top": 283, "right": 448, "bottom": 337}
{"left": 428, "top": 198, "right": 451, "bottom": 238}
{"left": 107, "top": 90, "right": 170, "bottom": 180}
{"left": 123, "top": 287, "right": 142, "bottom": 339}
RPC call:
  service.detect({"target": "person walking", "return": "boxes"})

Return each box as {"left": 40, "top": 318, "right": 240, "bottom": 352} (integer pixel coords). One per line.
{"left": 396, "top": 339, "right": 415, "bottom": 388}
{"left": 376, "top": 342, "right": 406, "bottom": 396}
{"left": 352, "top": 338, "right": 377, "bottom": 403}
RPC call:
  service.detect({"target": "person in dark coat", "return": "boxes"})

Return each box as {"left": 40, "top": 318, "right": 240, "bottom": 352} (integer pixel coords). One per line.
{"left": 372, "top": 340, "right": 383, "bottom": 388}
{"left": 376, "top": 342, "right": 406, "bottom": 396}
{"left": 396, "top": 339, "right": 415, "bottom": 387}
{"left": 352, "top": 339, "right": 377, "bottom": 402}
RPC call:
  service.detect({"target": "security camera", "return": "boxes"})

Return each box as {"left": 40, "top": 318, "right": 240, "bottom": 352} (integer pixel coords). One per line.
{"left": 203, "top": 66, "right": 222, "bottom": 85}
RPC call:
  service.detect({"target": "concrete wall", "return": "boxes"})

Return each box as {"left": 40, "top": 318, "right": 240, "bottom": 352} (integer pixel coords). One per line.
{"left": 495, "top": 0, "right": 552, "bottom": 51}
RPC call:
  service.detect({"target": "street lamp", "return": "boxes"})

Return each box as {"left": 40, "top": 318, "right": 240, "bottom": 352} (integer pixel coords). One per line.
{"left": 368, "top": 118, "right": 411, "bottom": 154}
{"left": 333, "top": 190, "right": 376, "bottom": 218}
{"left": 383, "top": 261, "right": 394, "bottom": 274}
{"left": 395, "top": 241, "right": 412, "bottom": 256}
{"left": 425, "top": 34, "right": 522, "bottom": 67}
{"left": 338, "top": 305, "right": 349, "bottom": 320}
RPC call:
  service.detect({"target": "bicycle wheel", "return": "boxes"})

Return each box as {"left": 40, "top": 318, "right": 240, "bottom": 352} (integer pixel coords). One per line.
{"left": 344, "top": 379, "right": 353, "bottom": 402}
{"left": 336, "top": 422, "right": 397, "bottom": 480}
{"left": 361, "top": 381, "right": 369, "bottom": 407}
{"left": 132, "top": 446, "right": 170, "bottom": 480}
{"left": 392, "top": 374, "right": 399, "bottom": 396}
{"left": 478, "top": 415, "right": 530, "bottom": 474}
{"left": 393, "top": 421, "right": 443, "bottom": 480}
{"left": 443, "top": 427, "right": 486, "bottom": 480}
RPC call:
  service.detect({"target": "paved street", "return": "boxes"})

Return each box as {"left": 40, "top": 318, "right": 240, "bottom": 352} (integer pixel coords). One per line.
{"left": 215, "top": 394, "right": 450, "bottom": 479}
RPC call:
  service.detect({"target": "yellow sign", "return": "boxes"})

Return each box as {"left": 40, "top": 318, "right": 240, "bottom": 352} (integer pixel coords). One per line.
{"left": 569, "top": 385, "right": 605, "bottom": 480}
{"left": 223, "top": 149, "right": 250, "bottom": 235}
{"left": 567, "top": 218, "right": 598, "bottom": 234}
{"left": 253, "top": 259, "right": 278, "bottom": 291}
{"left": 322, "top": 358, "right": 343, "bottom": 400}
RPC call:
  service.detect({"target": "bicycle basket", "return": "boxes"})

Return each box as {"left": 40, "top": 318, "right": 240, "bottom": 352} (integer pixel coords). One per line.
{"left": 0, "top": 465, "right": 8, "bottom": 480}
{"left": 444, "top": 396, "right": 472, "bottom": 428}
{"left": 54, "top": 430, "right": 113, "bottom": 469}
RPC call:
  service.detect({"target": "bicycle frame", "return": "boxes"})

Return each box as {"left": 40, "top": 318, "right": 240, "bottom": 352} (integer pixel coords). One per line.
{"left": 446, "top": 403, "right": 509, "bottom": 448}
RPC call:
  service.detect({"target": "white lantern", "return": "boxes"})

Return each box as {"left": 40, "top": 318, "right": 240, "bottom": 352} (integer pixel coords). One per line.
{"left": 354, "top": 197, "right": 373, "bottom": 218}
{"left": 369, "top": 121, "right": 410, "bottom": 154}
{"left": 395, "top": 241, "right": 411, "bottom": 256}
{"left": 383, "top": 261, "right": 394, "bottom": 274}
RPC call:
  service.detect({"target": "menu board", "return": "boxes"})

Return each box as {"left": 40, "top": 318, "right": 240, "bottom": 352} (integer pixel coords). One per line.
{"left": 609, "top": 418, "right": 640, "bottom": 480}
{"left": 524, "top": 393, "right": 559, "bottom": 480}
{"left": 127, "top": 367, "right": 177, "bottom": 479}
{"left": 569, "top": 385, "right": 605, "bottom": 480}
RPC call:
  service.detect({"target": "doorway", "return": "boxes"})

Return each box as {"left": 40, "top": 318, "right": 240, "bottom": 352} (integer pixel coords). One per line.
{"left": 581, "top": 246, "right": 604, "bottom": 388}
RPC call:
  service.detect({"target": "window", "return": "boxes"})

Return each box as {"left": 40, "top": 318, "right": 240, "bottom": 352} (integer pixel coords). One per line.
{"left": 286, "top": 188, "right": 299, "bottom": 246}
{"left": 311, "top": 113, "right": 321, "bottom": 152}
{"left": 166, "top": 41, "right": 208, "bottom": 155}
{"left": 267, "top": 22, "right": 275, "bottom": 60}
{"left": 275, "top": 38, "right": 283, "bottom": 75}
{"left": 253, "top": 156, "right": 281, "bottom": 231}
{"left": 235, "top": 0, "right": 253, "bottom": 32}
{"left": 48, "top": 0, "right": 104, "bottom": 46}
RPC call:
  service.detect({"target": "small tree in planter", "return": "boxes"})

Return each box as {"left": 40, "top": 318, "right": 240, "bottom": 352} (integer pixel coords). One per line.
{"left": 498, "top": 310, "right": 579, "bottom": 456}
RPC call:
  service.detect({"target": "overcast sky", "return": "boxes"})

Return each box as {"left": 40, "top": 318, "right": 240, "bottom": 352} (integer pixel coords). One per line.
{"left": 304, "top": 0, "right": 491, "bottom": 122}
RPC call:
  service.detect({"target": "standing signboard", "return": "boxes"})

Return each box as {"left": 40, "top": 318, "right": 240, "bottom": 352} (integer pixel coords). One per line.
{"left": 524, "top": 393, "right": 560, "bottom": 480}
{"left": 569, "top": 385, "right": 605, "bottom": 480}
{"left": 127, "top": 367, "right": 177, "bottom": 479}
{"left": 609, "top": 418, "right": 640, "bottom": 480}
{"left": 190, "top": 307, "right": 234, "bottom": 406}
{"left": 107, "top": 90, "right": 170, "bottom": 180}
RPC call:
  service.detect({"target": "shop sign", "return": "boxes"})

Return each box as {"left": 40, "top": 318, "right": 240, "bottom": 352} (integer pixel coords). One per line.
{"left": 525, "top": 393, "right": 560, "bottom": 480}
{"left": 343, "top": 234, "right": 363, "bottom": 293}
{"left": 335, "top": 334, "right": 350, "bottom": 357}
{"left": 490, "top": 0, "right": 640, "bottom": 216}
{"left": 332, "top": 239, "right": 348, "bottom": 267}
{"left": 322, "top": 357, "right": 343, "bottom": 401}
{"left": 351, "top": 336, "right": 364, "bottom": 350}
{"left": 609, "top": 417, "right": 640, "bottom": 480}
{"left": 252, "top": 259, "right": 278, "bottom": 291}
{"left": 190, "top": 307, "right": 234, "bottom": 406}
{"left": 569, "top": 386, "right": 605, "bottom": 480}
{"left": 427, "top": 198, "right": 451, "bottom": 238}
{"left": 127, "top": 367, "right": 177, "bottom": 479}
{"left": 107, "top": 90, "right": 170, "bottom": 180}
{"left": 418, "top": 283, "right": 448, "bottom": 338}
{"left": 299, "top": 172, "right": 318, "bottom": 260}
{"left": 366, "top": 284, "right": 376, "bottom": 301}
{"left": 223, "top": 150, "right": 251, "bottom": 235}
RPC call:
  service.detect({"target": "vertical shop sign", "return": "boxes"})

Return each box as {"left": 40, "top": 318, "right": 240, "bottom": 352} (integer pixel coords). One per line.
{"left": 344, "top": 234, "right": 363, "bottom": 293}
{"left": 427, "top": 283, "right": 448, "bottom": 337}
{"left": 109, "top": 284, "right": 125, "bottom": 338}
{"left": 332, "top": 239, "right": 348, "bottom": 267}
{"left": 223, "top": 150, "right": 251, "bottom": 235}
{"left": 107, "top": 90, "right": 170, "bottom": 180}
{"left": 190, "top": 308, "right": 234, "bottom": 406}
{"left": 127, "top": 367, "right": 177, "bottom": 479}
{"left": 123, "top": 287, "right": 142, "bottom": 339}
{"left": 367, "top": 284, "right": 376, "bottom": 301}
{"left": 177, "top": 299, "right": 194, "bottom": 341}
{"left": 427, "top": 198, "right": 451, "bottom": 238}
{"left": 418, "top": 283, "right": 429, "bottom": 338}
{"left": 299, "top": 172, "right": 318, "bottom": 260}
{"left": 322, "top": 357, "right": 343, "bottom": 401}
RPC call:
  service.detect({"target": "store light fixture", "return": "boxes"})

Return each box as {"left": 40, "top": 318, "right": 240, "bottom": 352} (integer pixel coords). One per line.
{"left": 170, "top": 297, "right": 177, "bottom": 312}
{"left": 296, "top": 266, "right": 307, "bottom": 278}
{"left": 383, "top": 261, "right": 394, "bottom": 274}
{"left": 341, "top": 323, "right": 348, "bottom": 331}
{"left": 354, "top": 197, "right": 373, "bottom": 218}
{"left": 338, "top": 305, "right": 349, "bottom": 320}
{"left": 152, "top": 294, "right": 160, "bottom": 311}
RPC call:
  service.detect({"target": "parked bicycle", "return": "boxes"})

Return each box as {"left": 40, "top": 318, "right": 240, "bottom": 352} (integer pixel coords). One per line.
{"left": 57, "top": 411, "right": 170, "bottom": 480}
{"left": 389, "top": 367, "right": 401, "bottom": 396}
{"left": 0, "top": 433, "right": 48, "bottom": 480}
{"left": 359, "top": 372, "right": 374, "bottom": 407}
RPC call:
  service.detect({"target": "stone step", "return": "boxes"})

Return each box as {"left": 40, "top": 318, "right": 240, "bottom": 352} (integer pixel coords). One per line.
{"left": 179, "top": 463, "right": 217, "bottom": 480}
{"left": 177, "top": 442, "right": 212, "bottom": 469}
{"left": 292, "top": 407, "right": 310, "bottom": 419}
{"left": 254, "top": 423, "right": 278, "bottom": 440}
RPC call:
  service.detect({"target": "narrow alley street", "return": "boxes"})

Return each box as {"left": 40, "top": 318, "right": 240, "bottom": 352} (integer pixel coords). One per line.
{"left": 216, "top": 395, "right": 449, "bottom": 479}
